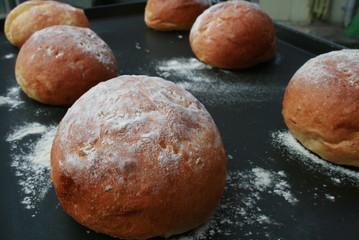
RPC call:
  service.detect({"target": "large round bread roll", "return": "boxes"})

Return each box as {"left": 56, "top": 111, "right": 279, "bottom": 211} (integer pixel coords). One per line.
{"left": 190, "top": 0, "right": 276, "bottom": 69}
{"left": 145, "top": 0, "right": 211, "bottom": 31}
{"left": 282, "top": 49, "right": 359, "bottom": 167}
{"left": 15, "top": 25, "right": 118, "bottom": 106}
{"left": 51, "top": 75, "right": 227, "bottom": 239}
{"left": 4, "top": 0, "right": 90, "bottom": 47}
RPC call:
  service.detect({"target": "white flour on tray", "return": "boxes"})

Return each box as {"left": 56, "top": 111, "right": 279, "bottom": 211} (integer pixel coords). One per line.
{"left": 173, "top": 165, "right": 298, "bottom": 239}
{"left": 154, "top": 57, "right": 283, "bottom": 106}
{"left": 2, "top": 53, "right": 16, "bottom": 59}
{"left": 6, "top": 122, "right": 57, "bottom": 214}
{"left": 271, "top": 130, "right": 359, "bottom": 184}
{"left": 0, "top": 86, "right": 24, "bottom": 110}
{"left": 6, "top": 123, "right": 299, "bottom": 238}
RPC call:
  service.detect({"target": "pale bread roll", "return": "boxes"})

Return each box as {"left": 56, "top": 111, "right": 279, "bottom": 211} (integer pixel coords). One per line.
{"left": 15, "top": 25, "right": 118, "bottom": 106}
{"left": 282, "top": 49, "right": 359, "bottom": 166}
{"left": 145, "top": 0, "right": 211, "bottom": 31}
{"left": 190, "top": 0, "right": 276, "bottom": 69}
{"left": 5, "top": 0, "right": 90, "bottom": 48}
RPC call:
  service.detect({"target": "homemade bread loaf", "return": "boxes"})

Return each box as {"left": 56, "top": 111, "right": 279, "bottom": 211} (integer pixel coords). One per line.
{"left": 282, "top": 49, "right": 359, "bottom": 166}
{"left": 145, "top": 0, "right": 211, "bottom": 31}
{"left": 190, "top": 0, "right": 276, "bottom": 69}
{"left": 15, "top": 25, "right": 117, "bottom": 105}
{"left": 51, "top": 75, "right": 227, "bottom": 239}
{"left": 5, "top": 0, "right": 90, "bottom": 47}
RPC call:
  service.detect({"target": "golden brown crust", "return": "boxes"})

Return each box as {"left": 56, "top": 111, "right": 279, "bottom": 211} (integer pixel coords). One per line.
{"left": 15, "top": 25, "right": 118, "bottom": 106}
{"left": 282, "top": 49, "right": 359, "bottom": 166}
{"left": 145, "top": 0, "right": 211, "bottom": 31}
{"left": 51, "top": 75, "right": 227, "bottom": 239}
{"left": 5, "top": 0, "right": 90, "bottom": 47}
{"left": 189, "top": 1, "right": 276, "bottom": 69}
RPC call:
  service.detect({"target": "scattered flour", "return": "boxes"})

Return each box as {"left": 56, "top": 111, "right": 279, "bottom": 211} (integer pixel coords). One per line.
{"left": 155, "top": 57, "right": 283, "bottom": 106}
{"left": 157, "top": 57, "right": 212, "bottom": 81}
{"left": 6, "top": 123, "right": 48, "bottom": 142}
{"left": 0, "top": 86, "right": 24, "bottom": 110}
{"left": 6, "top": 123, "right": 57, "bottom": 212}
{"left": 2, "top": 53, "right": 16, "bottom": 59}
{"left": 325, "top": 194, "right": 335, "bottom": 202}
{"left": 172, "top": 167, "right": 297, "bottom": 239}
{"left": 271, "top": 130, "right": 359, "bottom": 184}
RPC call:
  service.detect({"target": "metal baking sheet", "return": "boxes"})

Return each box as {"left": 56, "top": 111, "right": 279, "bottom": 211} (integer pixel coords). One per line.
{"left": 1, "top": 2, "right": 358, "bottom": 240}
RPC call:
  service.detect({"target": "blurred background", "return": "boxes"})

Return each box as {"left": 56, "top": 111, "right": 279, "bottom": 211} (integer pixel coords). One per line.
{"left": 0, "top": 0, "right": 358, "bottom": 48}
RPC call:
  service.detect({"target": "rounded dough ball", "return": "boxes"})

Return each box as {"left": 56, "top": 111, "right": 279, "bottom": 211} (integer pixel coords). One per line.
{"left": 282, "top": 49, "right": 359, "bottom": 167}
{"left": 145, "top": 0, "right": 211, "bottom": 31}
{"left": 15, "top": 25, "right": 118, "bottom": 106}
{"left": 4, "top": 0, "right": 90, "bottom": 47}
{"left": 51, "top": 75, "right": 227, "bottom": 239}
{"left": 190, "top": 0, "right": 276, "bottom": 69}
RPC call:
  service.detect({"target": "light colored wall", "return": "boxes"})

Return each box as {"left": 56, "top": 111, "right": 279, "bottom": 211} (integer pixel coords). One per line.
{"left": 258, "top": 0, "right": 309, "bottom": 22}
{"left": 258, "top": 0, "right": 348, "bottom": 24}
{"left": 290, "top": 0, "right": 311, "bottom": 22}
{"left": 58, "top": 0, "right": 92, "bottom": 8}
{"left": 259, "top": 0, "right": 294, "bottom": 21}
{"left": 330, "top": 0, "right": 347, "bottom": 23}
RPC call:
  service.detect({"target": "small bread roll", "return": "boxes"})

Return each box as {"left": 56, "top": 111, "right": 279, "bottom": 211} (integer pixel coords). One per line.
{"left": 15, "top": 25, "right": 118, "bottom": 106}
{"left": 282, "top": 49, "right": 359, "bottom": 167}
{"left": 145, "top": 0, "right": 211, "bottom": 31}
{"left": 5, "top": 0, "right": 90, "bottom": 47}
{"left": 51, "top": 75, "right": 227, "bottom": 239}
{"left": 190, "top": 0, "right": 276, "bottom": 69}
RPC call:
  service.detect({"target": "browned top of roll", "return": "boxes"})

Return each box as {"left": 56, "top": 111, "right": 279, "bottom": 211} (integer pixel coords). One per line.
{"left": 145, "top": 0, "right": 211, "bottom": 31}
{"left": 5, "top": 0, "right": 90, "bottom": 47}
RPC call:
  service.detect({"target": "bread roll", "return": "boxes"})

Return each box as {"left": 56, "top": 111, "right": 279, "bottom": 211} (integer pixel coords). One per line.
{"left": 15, "top": 25, "right": 117, "bottom": 106}
{"left": 190, "top": 0, "right": 276, "bottom": 69}
{"left": 51, "top": 75, "right": 227, "bottom": 239}
{"left": 282, "top": 49, "right": 359, "bottom": 167}
{"left": 4, "top": 0, "right": 90, "bottom": 47}
{"left": 145, "top": 0, "right": 211, "bottom": 31}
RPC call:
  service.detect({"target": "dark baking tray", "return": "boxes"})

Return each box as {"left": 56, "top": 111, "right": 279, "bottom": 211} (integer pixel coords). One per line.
{"left": 1, "top": 2, "right": 358, "bottom": 240}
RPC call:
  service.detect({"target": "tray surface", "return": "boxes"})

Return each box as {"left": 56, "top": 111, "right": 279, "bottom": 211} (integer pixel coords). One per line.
{"left": 1, "top": 3, "right": 358, "bottom": 240}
